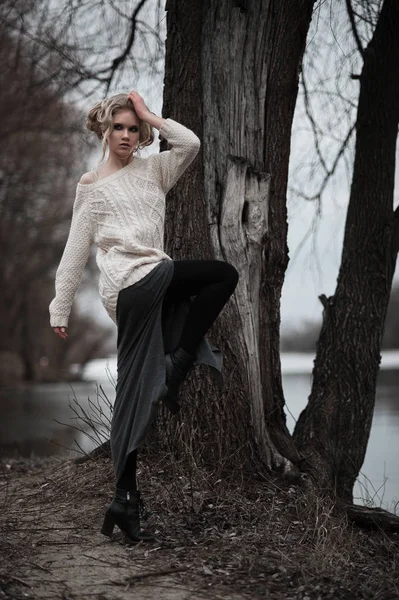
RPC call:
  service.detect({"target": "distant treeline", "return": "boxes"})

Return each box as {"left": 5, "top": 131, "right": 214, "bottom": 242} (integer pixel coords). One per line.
{"left": 281, "top": 284, "right": 399, "bottom": 352}
{"left": 0, "top": 26, "right": 114, "bottom": 385}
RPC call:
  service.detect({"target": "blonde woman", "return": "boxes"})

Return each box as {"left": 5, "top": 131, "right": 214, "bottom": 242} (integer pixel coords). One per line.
{"left": 49, "top": 90, "right": 238, "bottom": 543}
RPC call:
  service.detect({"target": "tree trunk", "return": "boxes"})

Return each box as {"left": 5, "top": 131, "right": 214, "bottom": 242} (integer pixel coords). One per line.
{"left": 294, "top": 0, "right": 399, "bottom": 503}
{"left": 161, "top": 0, "right": 314, "bottom": 471}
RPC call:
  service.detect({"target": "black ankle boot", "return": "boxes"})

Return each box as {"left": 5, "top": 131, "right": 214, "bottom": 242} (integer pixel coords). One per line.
{"left": 162, "top": 347, "right": 196, "bottom": 414}
{"left": 101, "top": 489, "right": 155, "bottom": 543}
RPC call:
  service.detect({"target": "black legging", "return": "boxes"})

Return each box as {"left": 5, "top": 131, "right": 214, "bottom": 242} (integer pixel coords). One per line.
{"left": 116, "top": 259, "right": 239, "bottom": 491}
{"left": 162, "top": 259, "right": 239, "bottom": 355}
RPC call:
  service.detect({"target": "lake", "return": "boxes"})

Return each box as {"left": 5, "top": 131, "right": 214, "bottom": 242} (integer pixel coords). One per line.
{"left": 1, "top": 353, "right": 398, "bottom": 513}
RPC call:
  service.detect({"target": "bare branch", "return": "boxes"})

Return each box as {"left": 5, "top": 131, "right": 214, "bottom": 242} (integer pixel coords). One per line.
{"left": 0, "top": 0, "right": 163, "bottom": 97}
{"left": 301, "top": 70, "right": 329, "bottom": 176}
{"left": 290, "top": 121, "right": 356, "bottom": 205}
{"left": 103, "top": 0, "right": 151, "bottom": 93}
{"left": 345, "top": 0, "right": 365, "bottom": 58}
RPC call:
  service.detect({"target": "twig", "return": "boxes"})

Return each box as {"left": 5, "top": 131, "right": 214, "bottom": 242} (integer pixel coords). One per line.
{"left": 12, "top": 526, "right": 88, "bottom": 531}
{"left": 345, "top": 0, "right": 365, "bottom": 58}
{"left": 110, "top": 566, "right": 188, "bottom": 585}
{"left": 29, "top": 561, "right": 53, "bottom": 573}
{"left": 82, "top": 553, "right": 130, "bottom": 568}
{"left": 9, "top": 575, "right": 31, "bottom": 588}
{"left": 35, "top": 541, "right": 80, "bottom": 545}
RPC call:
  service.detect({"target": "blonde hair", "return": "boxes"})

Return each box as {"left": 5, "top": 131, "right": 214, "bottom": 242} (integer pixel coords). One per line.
{"left": 86, "top": 93, "right": 154, "bottom": 162}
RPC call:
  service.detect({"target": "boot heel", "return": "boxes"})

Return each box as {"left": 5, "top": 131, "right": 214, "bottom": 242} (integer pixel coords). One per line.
{"left": 101, "top": 511, "right": 115, "bottom": 537}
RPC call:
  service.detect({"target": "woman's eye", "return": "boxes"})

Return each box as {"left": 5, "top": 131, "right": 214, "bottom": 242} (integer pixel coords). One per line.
{"left": 114, "top": 125, "right": 138, "bottom": 132}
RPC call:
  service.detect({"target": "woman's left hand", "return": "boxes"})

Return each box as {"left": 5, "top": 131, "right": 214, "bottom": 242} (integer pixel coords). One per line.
{"left": 128, "top": 90, "right": 151, "bottom": 121}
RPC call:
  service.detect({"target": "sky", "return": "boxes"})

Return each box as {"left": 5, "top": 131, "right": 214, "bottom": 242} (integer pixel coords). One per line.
{"left": 281, "top": 0, "right": 399, "bottom": 331}
{"left": 76, "top": 0, "right": 399, "bottom": 335}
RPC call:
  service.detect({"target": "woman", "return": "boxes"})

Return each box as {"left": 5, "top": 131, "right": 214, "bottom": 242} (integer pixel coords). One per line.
{"left": 50, "top": 90, "right": 239, "bottom": 543}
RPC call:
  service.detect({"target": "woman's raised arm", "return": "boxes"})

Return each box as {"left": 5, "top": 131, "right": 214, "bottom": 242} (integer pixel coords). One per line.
{"left": 129, "top": 89, "right": 201, "bottom": 194}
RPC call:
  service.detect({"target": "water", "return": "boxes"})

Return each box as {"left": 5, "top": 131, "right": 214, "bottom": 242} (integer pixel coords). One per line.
{"left": 0, "top": 361, "right": 116, "bottom": 459}
{"left": 283, "top": 369, "right": 399, "bottom": 513}
{"left": 1, "top": 355, "right": 398, "bottom": 512}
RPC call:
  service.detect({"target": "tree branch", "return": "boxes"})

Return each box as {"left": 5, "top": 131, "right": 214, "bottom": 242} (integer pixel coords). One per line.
{"left": 345, "top": 0, "right": 365, "bottom": 58}
{"left": 0, "top": 0, "right": 157, "bottom": 95}
{"left": 104, "top": 0, "right": 150, "bottom": 93}
{"left": 289, "top": 121, "right": 355, "bottom": 204}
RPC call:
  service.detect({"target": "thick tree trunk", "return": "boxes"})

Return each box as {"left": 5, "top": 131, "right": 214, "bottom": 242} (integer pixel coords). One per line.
{"left": 161, "top": 0, "right": 314, "bottom": 471}
{"left": 294, "top": 0, "right": 399, "bottom": 503}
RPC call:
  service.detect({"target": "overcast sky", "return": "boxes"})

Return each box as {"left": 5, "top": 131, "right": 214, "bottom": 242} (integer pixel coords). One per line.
{"left": 281, "top": 1, "right": 399, "bottom": 331}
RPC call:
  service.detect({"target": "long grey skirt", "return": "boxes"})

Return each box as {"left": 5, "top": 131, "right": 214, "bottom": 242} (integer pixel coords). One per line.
{"left": 110, "top": 259, "right": 223, "bottom": 483}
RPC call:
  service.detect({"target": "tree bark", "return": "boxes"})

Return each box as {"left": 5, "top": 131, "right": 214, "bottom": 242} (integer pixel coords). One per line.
{"left": 345, "top": 504, "right": 399, "bottom": 532}
{"left": 294, "top": 0, "right": 399, "bottom": 503}
{"left": 161, "top": 0, "right": 314, "bottom": 471}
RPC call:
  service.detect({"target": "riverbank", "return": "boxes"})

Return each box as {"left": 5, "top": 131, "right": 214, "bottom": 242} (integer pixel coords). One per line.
{"left": 1, "top": 450, "right": 398, "bottom": 600}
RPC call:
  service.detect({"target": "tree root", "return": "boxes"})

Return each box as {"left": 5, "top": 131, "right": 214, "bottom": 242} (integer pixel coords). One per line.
{"left": 345, "top": 504, "right": 399, "bottom": 532}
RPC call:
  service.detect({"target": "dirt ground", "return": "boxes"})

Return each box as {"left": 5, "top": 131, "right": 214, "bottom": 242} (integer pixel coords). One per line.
{"left": 1, "top": 452, "right": 398, "bottom": 600}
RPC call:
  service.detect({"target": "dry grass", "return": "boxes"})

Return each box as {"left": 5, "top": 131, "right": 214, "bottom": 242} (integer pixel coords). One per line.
{"left": 1, "top": 446, "right": 398, "bottom": 600}
{"left": 1, "top": 387, "right": 398, "bottom": 599}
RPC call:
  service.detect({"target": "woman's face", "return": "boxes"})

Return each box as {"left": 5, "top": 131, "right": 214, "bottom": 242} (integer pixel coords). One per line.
{"left": 106, "top": 108, "right": 141, "bottom": 158}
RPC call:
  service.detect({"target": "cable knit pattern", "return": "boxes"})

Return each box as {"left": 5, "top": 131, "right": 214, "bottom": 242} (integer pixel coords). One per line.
{"left": 49, "top": 118, "right": 200, "bottom": 328}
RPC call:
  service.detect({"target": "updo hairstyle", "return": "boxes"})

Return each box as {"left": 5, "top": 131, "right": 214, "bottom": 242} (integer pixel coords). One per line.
{"left": 86, "top": 93, "right": 154, "bottom": 162}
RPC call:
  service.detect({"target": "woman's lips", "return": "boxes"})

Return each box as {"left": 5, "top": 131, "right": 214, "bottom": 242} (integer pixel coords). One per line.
{"left": 120, "top": 144, "right": 130, "bottom": 148}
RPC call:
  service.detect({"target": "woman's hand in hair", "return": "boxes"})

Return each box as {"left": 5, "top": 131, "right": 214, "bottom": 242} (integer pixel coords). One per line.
{"left": 53, "top": 326, "right": 68, "bottom": 339}
{"left": 128, "top": 90, "right": 151, "bottom": 121}
{"left": 128, "top": 90, "right": 165, "bottom": 130}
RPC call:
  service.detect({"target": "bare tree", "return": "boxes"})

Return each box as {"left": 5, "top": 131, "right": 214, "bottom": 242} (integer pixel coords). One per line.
{"left": 159, "top": 0, "right": 399, "bottom": 531}
{"left": 294, "top": 0, "right": 399, "bottom": 505}
{"left": 0, "top": 25, "right": 113, "bottom": 382}
{"left": 160, "top": 0, "right": 314, "bottom": 472}
{"left": 4, "top": 0, "right": 397, "bottom": 529}
{"left": 0, "top": 0, "right": 165, "bottom": 98}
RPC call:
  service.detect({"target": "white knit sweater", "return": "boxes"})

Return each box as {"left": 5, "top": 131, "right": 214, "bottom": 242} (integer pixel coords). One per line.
{"left": 49, "top": 118, "right": 200, "bottom": 328}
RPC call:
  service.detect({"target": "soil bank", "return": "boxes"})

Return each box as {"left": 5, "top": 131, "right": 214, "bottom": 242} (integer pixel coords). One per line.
{"left": 1, "top": 453, "right": 398, "bottom": 600}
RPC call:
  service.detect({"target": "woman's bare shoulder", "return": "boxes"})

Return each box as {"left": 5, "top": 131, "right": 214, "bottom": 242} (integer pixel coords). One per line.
{"left": 79, "top": 171, "right": 96, "bottom": 185}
